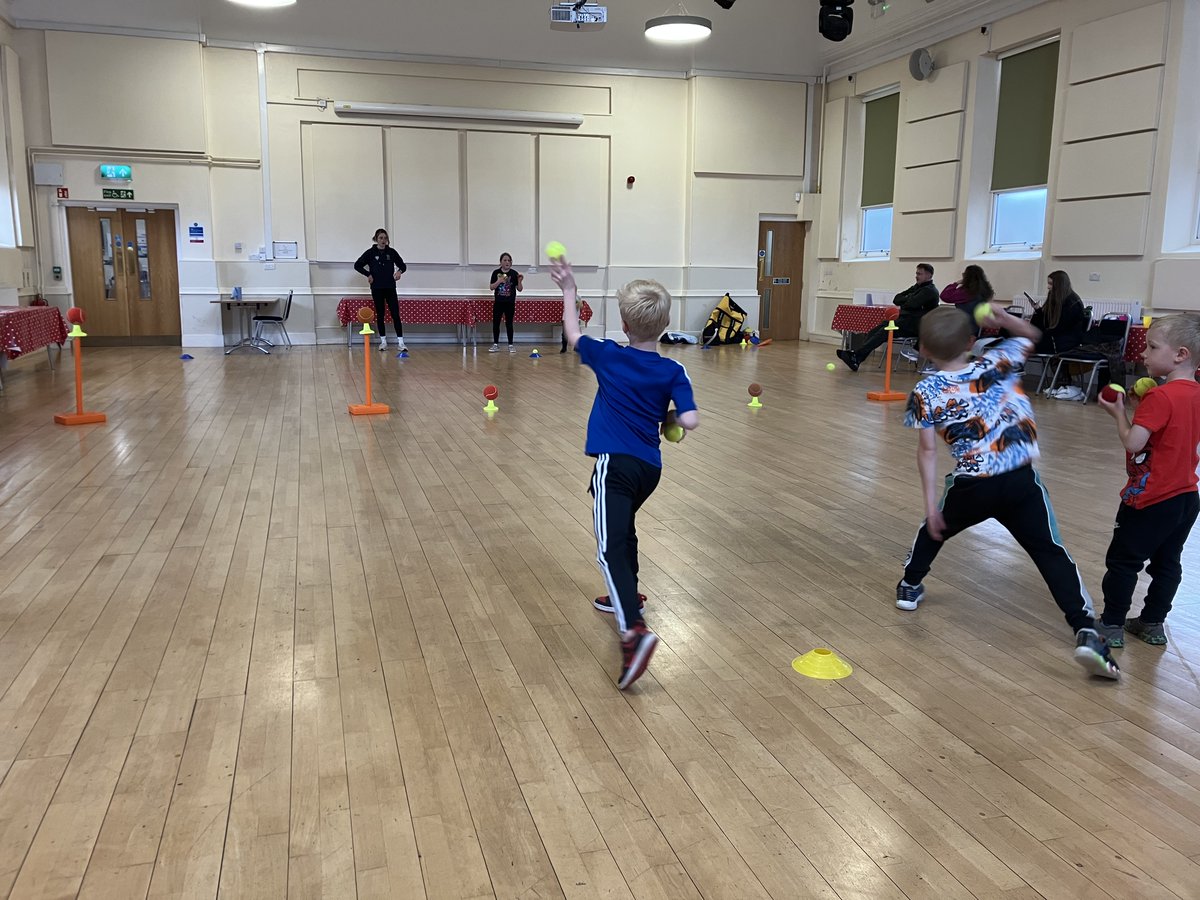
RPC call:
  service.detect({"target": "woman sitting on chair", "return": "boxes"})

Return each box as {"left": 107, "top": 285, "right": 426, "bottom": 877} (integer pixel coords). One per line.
{"left": 939, "top": 264, "right": 994, "bottom": 336}
{"left": 1031, "top": 270, "right": 1086, "bottom": 355}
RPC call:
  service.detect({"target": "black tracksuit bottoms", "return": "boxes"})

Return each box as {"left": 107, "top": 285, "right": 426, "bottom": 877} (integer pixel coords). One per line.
{"left": 1100, "top": 492, "right": 1199, "bottom": 626}
{"left": 590, "top": 453, "right": 661, "bottom": 632}
{"left": 903, "top": 465, "right": 1096, "bottom": 633}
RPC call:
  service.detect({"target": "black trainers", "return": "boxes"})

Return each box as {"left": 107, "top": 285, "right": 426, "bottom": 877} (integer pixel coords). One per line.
{"left": 835, "top": 349, "right": 860, "bottom": 372}
{"left": 618, "top": 623, "right": 658, "bottom": 690}
{"left": 1095, "top": 620, "right": 1124, "bottom": 649}
{"left": 593, "top": 592, "right": 647, "bottom": 614}
{"left": 1073, "top": 628, "right": 1121, "bottom": 679}
{"left": 895, "top": 581, "right": 925, "bottom": 610}
{"left": 1125, "top": 617, "right": 1167, "bottom": 646}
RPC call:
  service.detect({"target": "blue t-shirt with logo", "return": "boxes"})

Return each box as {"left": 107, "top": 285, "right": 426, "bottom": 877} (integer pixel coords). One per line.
{"left": 576, "top": 335, "right": 696, "bottom": 468}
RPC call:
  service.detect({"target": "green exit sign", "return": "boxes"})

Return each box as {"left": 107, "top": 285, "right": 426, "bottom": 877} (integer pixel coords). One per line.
{"left": 102, "top": 188, "right": 135, "bottom": 200}
{"left": 99, "top": 164, "right": 133, "bottom": 181}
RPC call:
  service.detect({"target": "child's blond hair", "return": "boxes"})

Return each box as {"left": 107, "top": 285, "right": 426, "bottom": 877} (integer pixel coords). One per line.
{"left": 617, "top": 280, "right": 671, "bottom": 341}
{"left": 1148, "top": 314, "right": 1200, "bottom": 363}
{"left": 919, "top": 306, "right": 974, "bottom": 362}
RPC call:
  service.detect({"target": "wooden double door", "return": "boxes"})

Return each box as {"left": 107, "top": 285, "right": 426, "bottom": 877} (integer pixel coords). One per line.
{"left": 66, "top": 207, "right": 181, "bottom": 344}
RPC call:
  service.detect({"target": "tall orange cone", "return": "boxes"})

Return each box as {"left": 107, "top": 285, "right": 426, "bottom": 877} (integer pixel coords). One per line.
{"left": 349, "top": 308, "right": 389, "bottom": 416}
{"left": 54, "top": 309, "right": 106, "bottom": 426}
{"left": 866, "top": 317, "right": 907, "bottom": 402}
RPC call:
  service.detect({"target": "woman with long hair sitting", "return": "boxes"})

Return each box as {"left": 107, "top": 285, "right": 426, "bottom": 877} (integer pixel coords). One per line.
{"left": 1031, "top": 270, "right": 1087, "bottom": 354}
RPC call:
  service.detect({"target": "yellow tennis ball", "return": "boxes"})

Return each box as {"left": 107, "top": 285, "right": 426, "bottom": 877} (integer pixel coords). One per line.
{"left": 544, "top": 241, "right": 567, "bottom": 259}
{"left": 663, "top": 423, "right": 685, "bottom": 443}
{"left": 826, "top": 362, "right": 836, "bottom": 371}
{"left": 974, "top": 303, "right": 994, "bottom": 326}
{"left": 1133, "top": 376, "right": 1157, "bottom": 398}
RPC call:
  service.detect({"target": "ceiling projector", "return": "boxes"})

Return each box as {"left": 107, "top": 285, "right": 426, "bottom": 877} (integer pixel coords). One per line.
{"left": 550, "top": 2, "right": 608, "bottom": 25}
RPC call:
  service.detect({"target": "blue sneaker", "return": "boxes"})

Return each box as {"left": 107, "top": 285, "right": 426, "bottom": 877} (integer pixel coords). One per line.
{"left": 1073, "top": 629, "right": 1121, "bottom": 679}
{"left": 895, "top": 581, "right": 925, "bottom": 610}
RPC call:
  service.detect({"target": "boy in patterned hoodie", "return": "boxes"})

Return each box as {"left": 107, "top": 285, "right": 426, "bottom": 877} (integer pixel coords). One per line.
{"left": 895, "top": 305, "right": 1119, "bottom": 679}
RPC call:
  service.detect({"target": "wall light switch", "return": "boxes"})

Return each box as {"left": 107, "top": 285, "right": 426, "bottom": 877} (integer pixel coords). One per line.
{"left": 264, "top": 262, "right": 276, "bottom": 271}
{"left": 234, "top": 242, "right": 243, "bottom": 253}
{"left": 1089, "top": 273, "right": 1101, "bottom": 282}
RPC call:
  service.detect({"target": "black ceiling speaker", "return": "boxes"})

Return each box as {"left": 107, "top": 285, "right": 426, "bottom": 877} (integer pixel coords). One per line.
{"left": 819, "top": 0, "right": 854, "bottom": 42}
{"left": 714, "top": 0, "right": 737, "bottom": 8}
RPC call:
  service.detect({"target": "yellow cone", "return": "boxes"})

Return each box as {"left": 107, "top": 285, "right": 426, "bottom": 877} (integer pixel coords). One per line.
{"left": 791, "top": 647, "right": 852, "bottom": 680}
{"left": 67, "top": 323, "right": 87, "bottom": 339}
{"left": 748, "top": 396, "right": 763, "bottom": 408}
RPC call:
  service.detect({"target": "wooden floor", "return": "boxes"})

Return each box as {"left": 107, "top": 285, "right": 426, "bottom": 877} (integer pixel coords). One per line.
{"left": 1, "top": 339, "right": 1199, "bottom": 900}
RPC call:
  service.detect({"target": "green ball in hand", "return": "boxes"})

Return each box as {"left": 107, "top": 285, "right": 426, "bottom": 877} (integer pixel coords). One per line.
{"left": 545, "top": 241, "right": 567, "bottom": 260}
{"left": 663, "top": 423, "right": 685, "bottom": 443}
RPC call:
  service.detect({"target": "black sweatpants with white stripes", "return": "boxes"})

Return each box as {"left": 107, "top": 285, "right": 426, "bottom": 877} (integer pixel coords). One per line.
{"left": 590, "top": 453, "right": 661, "bottom": 632}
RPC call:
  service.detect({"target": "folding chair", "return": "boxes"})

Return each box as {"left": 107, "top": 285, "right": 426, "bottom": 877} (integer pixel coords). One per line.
{"left": 253, "top": 291, "right": 293, "bottom": 347}
{"left": 1044, "top": 313, "right": 1130, "bottom": 403}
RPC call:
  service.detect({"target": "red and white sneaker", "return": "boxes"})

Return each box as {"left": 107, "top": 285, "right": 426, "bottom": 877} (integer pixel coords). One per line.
{"left": 617, "top": 623, "right": 658, "bottom": 690}
{"left": 593, "top": 592, "right": 647, "bottom": 614}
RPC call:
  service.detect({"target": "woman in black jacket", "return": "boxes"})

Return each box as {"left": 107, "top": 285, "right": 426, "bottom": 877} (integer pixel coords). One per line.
{"left": 1031, "top": 270, "right": 1086, "bottom": 354}
{"left": 354, "top": 229, "right": 408, "bottom": 352}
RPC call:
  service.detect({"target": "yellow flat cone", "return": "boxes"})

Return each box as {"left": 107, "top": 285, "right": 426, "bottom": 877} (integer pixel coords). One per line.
{"left": 791, "top": 647, "right": 852, "bottom": 680}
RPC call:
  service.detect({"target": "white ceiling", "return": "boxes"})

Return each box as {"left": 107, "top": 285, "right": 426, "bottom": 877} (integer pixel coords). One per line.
{"left": 12, "top": 0, "right": 833, "bottom": 78}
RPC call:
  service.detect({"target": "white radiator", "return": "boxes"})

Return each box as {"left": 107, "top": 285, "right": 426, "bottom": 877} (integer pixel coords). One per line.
{"left": 1010, "top": 294, "right": 1142, "bottom": 322}
{"left": 852, "top": 288, "right": 897, "bottom": 307}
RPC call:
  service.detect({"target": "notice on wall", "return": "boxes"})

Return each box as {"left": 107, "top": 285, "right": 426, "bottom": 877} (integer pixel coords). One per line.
{"left": 188, "top": 223, "right": 205, "bottom": 244}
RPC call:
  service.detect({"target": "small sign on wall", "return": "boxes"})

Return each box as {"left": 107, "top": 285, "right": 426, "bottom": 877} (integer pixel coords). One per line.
{"left": 56, "top": 187, "right": 69, "bottom": 199}
{"left": 102, "top": 189, "right": 134, "bottom": 200}
{"left": 772, "top": 277, "right": 791, "bottom": 285}
{"left": 188, "top": 223, "right": 205, "bottom": 244}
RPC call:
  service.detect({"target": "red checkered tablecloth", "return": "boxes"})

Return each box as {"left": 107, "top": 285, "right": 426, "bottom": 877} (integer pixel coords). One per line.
{"left": 831, "top": 304, "right": 891, "bottom": 333}
{"left": 0, "top": 306, "right": 68, "bottom": 361}
{"left": 1124, "top": 325, "right": 1146, "bottom": 362}
{"left": 468, "top": 299, "right": 593, "bottom": 325}
{"left": 337, "top": 297, "right": 477, "bottom": 326}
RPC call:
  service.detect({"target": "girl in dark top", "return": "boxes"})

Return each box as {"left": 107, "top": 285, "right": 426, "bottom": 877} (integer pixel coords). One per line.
{"left": 939, "top": 265, "right": 995, "bottom": 336}
{"left": 353, "top": 228, "right": 408, "bottom": 352}
{"left": 1031, "top": 270, "right": 1086, "bottom": 354}
{"left": 488, "top": 252, "right": 523, "bottom": 353}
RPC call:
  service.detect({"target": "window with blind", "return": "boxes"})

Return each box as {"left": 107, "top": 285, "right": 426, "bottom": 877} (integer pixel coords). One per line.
{"left": 990, "top": 40, "right": 1059, "bottom": 249}
{"left": 860, "top": 91, "right": 899, "bottom": 256}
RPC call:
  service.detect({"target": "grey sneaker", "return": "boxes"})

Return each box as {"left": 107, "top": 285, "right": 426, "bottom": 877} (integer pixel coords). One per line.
{"left": 1094, "top": 620, "right": 1124, "bottom": 649}
{"left": 1073, "top": 628, "right": 1121, "bottom": 679}
{"left": 508, "top": 344, "right": 516, "bottom": 353}
{"left": 488, "top": 343, "right": 501, "bottom": 353}
{"left": 378, "top": 337, "right": 388, "bottom": 351}
{"left": 1125, "top": 617, "right": 1167, "bottom": 646}
{"left": 895, "top": 581, "right": 925, "bottom": 611}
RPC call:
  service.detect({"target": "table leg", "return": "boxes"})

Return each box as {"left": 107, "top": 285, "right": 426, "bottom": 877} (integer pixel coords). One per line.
{"left": 46, "top": 344, "right": 55, "bottom": 371}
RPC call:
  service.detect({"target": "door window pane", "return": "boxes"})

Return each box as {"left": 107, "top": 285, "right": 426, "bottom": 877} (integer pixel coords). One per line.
{"left": 99, "top": 218, "right": 116, "bottom": 300}
{"left": 135, "top": 218, "right": 152, "bottom": 299}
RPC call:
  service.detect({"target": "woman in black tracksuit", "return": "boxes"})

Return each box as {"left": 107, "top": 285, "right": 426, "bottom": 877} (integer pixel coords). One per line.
{"left": 353, "top": 229, "right": 408, "bottom": 351}
{"left": 488, "top": 252, "right": 523, "bottom": 352}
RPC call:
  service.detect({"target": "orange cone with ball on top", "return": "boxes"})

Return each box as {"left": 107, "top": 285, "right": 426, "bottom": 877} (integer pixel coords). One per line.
{"left": 349, "top": 307, "right": 389, "bottom": 416}
{"left": 54, "top": 307, "right": 107, "bottom": 426}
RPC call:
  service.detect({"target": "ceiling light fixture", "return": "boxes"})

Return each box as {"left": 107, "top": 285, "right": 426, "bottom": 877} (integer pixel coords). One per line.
{"left": 226, "top": 0, "right": 297, "bottom": 9}
{"left": 645, "top": 3, "right": 712, "bottom": 43}
{"left": 333, "top": 101, "right": 583, "bottom": 127}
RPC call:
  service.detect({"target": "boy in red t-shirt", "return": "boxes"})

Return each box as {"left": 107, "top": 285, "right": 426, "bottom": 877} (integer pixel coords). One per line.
{"left": 1096, "top": 314, "right": 1200, "bottom": 647}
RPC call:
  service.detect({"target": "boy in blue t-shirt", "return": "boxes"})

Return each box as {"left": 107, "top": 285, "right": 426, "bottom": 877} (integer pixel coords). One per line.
{"left": 899, "top": 305, "right": 1119, "bottom": 679}
{"left": 551, "top": 259, "right": 698, "bottom": 690}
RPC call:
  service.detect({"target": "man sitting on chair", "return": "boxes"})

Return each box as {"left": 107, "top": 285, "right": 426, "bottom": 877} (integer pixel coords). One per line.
{"left": 837, "top": 263, "right": 938, "bottom": 372}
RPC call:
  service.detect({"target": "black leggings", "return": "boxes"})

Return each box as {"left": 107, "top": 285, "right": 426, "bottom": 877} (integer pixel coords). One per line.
{"left": 904, "top": 466, "right": 1095, "bottom": 633}
{"left": 493, "top": 299, "right": 514, "bottom": 345}
{"left": 1100, "top": 492, "right": 1199, "bottom": 625}
{"left": 371, "top": 288, "right": 402, "bottom": 339}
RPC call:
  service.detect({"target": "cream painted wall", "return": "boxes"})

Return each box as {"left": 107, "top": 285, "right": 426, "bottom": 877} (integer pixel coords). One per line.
{"left": 813, "top": 0, "right": 1200, "bottom": 344}
{"left": 17, "top": 32, "right": 811, "bottom": 345}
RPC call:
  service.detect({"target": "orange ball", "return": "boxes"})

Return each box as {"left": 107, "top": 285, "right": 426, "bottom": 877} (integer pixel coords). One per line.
{"left": 483, "top": 385, "right": 499, "bottom": 400}
{"left": 356, "top": 307, "right": 375, "bottom": 323}
{"left": 884, "top": 306, "right": 901, "bottom": 320}
{"left": 748, "top": 383, "right": 763, "bottom": 397}
{"left": 67, "top": 307, "right": 85, "bottom": 325}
